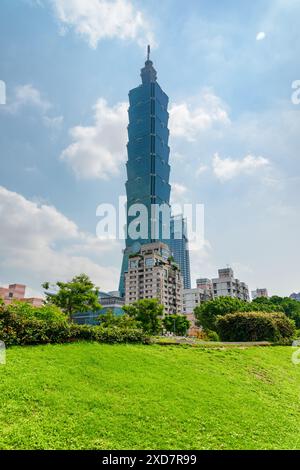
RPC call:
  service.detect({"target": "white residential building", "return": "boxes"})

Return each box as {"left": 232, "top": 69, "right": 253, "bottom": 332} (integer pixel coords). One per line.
{"left": 252, "top": 288, "right": 269, "bottom": 300}
{"left": 183, "top": 288, "right": 205, "bottom": 315}
{"left": 212, "top": 267, "right": 250, "bottom": 302}
{"left": 125, "top": 242, "right": 183, "bottom": 315}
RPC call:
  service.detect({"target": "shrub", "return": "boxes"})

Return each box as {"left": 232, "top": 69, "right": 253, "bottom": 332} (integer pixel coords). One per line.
{"left": 253, "top": 296, "right": 300, "bottom": 328}
{"left": 194, "top": 297, "right": 253, "bottom": 332}
{"left": 206, "top": 330, "right": 220, "bottom": 342}
{"left": 0, "top": 305, "right": 150, "bottom": 347}
{"left": 195, "top": 329, "right": 219, "bottom": 342}
{"left": 91, "top": 326, "right": 151, "bottom": 344}
{"left": 216, "top": 311, "right": 295, "bottom": 343}
{"left": 7, "top": 301, "right": 68, "bottom": 325}
{"left": 194, "top": 296, "right": 282, "bottom": 332}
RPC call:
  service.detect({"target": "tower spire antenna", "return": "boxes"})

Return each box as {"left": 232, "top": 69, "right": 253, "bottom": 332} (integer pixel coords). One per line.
{"left": 141, "top": 44, "right": 156, "bottom": 83}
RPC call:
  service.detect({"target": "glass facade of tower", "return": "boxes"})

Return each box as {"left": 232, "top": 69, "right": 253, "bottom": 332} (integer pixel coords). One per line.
{"left": 119, "top": 55, "right": 171, "bottom": 295}
{"left": 170, "top": 215, "right": 191, "bottom": 289}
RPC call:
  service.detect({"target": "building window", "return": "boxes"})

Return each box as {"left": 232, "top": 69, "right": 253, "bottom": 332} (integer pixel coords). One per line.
{"left": 145, "top": 258, "right": 154, "bottom": 267}
{"left": 130, "top": 260, "right": 138, "bottom": 269}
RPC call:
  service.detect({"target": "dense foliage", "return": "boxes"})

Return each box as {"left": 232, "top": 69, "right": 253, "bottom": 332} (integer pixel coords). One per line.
{"left": 253, "top": 296, "right": 300, "bottom": 328}
{"left": 42, "top": 274, "right": 102, "bottom": 320}
{"left": 7, "top": 302, "right": 68, "bottom": 325}
{"left": 162, "top": 314, "right": 190, "bottom": 336}
{"left": 98, "top": 309, "right": 140, "bottom": 329}
{"left": 216, "top": 311, "right": 295, "bottom": 343}
{"left": 194, "top": 297, "right": 255, "bottom": 331}
{"left": 194, "top": 295, "right": 300, "bottom": 332}
{"left": 0, "top": 304, "right": 150, "bottom": 346}
{"left": 123, "top": 299, "right": 163, "bottom": 335}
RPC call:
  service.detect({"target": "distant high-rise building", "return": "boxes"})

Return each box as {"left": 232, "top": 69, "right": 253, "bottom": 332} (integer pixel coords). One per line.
{"left": 252, "top": 288, "right": 269, "bottom": 300}
{"left": 119, "top": 47, "right": 171, "bottom": 296}
{"left": 182, "top": 282, "right": 213, "bottom": 337}
{"left": 212, "top": 267, "right": 250, "bottom": 301}
{"left": 196, "top": 278, "right": 214, "bottom": 300}
{"left": 169, "top": 215, "right": 191, "bottom": 289}
{"left": 290, "top": 292, "right": 300, "bottom": 302}
{"left": 183, "top": 288, "right": 205, "bottom": 315}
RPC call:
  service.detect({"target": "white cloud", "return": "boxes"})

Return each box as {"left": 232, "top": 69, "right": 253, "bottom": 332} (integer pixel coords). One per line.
{"left": 170, "top": 182, "right": 188, "bottom": 206}
{"left": 256, "top": 31, "right": 266, "bottom": 41}
{"left": 50, "top": 0, "right": 155, "bottom": 48}
{"left": 43, "top": 115, "right": 64, "bottom": 129}
{"left": 6, "top": 84, "right": 51, "bottom": 114}
{"left": 169, "top": 89, "right": 230, "bottom": 142}
{"left": 0, "top": 186, "right": 121, "bottom": 294}
{"left": 212, "top": 153, "right": 270, "bottom": 182}
{"left": 61, "top": 98, "right": 128, "bottom": 180}
{"left": 196, "top": 164, "right": 208, "bottom": 177}
{"left": 3, "top": 84, "right": 63, "bottom": 131}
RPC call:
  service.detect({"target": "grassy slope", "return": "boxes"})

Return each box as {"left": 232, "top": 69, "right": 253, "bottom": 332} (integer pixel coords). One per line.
{"left": 0, "top": 343, "right": 300, "bottom": 450}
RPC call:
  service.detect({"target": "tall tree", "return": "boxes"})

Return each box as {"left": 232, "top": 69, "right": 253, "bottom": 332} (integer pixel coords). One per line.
{"left": 194, "top": 297, "right": 250, "bottom": 332}
{"left": 123, "top": 299, "right": 163, "bottom": 335}
{"left": 42, "top": 274, "right": 101, "bottom": 322}
{"left": 253, "top": 296, "right": 300, "bottom": 327}
{"left": 163, "top": 315, "right": 190, "bottom": 336}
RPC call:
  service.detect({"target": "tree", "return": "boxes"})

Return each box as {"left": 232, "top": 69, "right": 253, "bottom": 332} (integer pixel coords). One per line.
{"left": 163, "top": 314, "right": 190, "bottom": 336}
{"left": 194, "top": 297, "right": 251, "bottom": 331}
{"left": 195, "top": 295, "right": 298, "bottom": 333}
{"left": 123, "top": 299, "right": 163, "bottom": 335}
{"left": 253, "top": 296, "right": 300, "bottom": 328}
{"left": 42, "top": 274, "right": 101, "bottom": 322}
{"left": 98, "top": 309, "right": 140, "bottom": 329}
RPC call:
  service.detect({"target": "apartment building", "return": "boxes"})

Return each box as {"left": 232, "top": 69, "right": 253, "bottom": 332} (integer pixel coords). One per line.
{"left": 169, "top": 215, "right": 191, "bottom": 289}
{"left": 196, "top": 278, "right": 214, "bottom": 300}
{"left": 212, "top": 268, "right": 250, "bottom": 301}
{"left": 125, "top": 242, "right": 183, "bottom": 314}
{"left": 252, "top": 288, "right": 269, "bottom": 300}
{"left": 183, "top": 288, "right": 204, "bottom": 315}
{"left": 0, "top": 283, "right": 44, "bottom": 306}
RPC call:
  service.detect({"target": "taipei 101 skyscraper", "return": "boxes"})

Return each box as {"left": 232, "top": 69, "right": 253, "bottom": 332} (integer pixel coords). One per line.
{"left": 119, "top": 47, "right": 172, "bottom": 296}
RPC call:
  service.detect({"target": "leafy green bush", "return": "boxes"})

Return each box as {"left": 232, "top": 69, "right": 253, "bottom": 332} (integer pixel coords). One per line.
{"left": 7, "top": 301, "right": 68, "bottom": 325}
{"left": 253, "top": 296, "right": 300, "bottom": 328}
{"left": 194, "top": 296, "right": 287, "bottom": 332}
{"left": 205, "top": 330, "right": 220, "bottom": 342}
{"left": 162, "top": 314, "right": 190, "bottom": 336}
{"left": 294, "top": 329, "right": 300, "bottom": 339}
{"left": 0, "top": 305, "right": 150, "bottom": 347}
{"left": 216, "top": 311, "right": 295, "bottom": 343}
{"left": 91, "top": 326, "right": 151, "bottom": 344}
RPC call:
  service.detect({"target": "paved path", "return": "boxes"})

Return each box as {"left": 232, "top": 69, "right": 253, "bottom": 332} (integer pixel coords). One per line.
{"left": 155, "top": 337, "right": 272, "bottom": 347}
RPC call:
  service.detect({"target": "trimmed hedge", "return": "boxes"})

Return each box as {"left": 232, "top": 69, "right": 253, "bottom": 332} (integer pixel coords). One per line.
{"left": 216, "top": 311, "right": 295, "bottom": 343}
{"left": 0, "top": 307, "right": 151, "bottom": 347}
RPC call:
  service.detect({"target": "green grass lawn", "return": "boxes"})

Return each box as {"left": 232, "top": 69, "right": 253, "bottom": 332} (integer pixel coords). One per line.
{"left": 1, "top": 342, "right": 300, "bottom": 450}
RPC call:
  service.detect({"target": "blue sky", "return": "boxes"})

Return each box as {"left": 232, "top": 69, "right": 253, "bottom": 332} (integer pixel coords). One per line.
{"left": 0, "top": 0, "right": 299, "bottom": 297}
